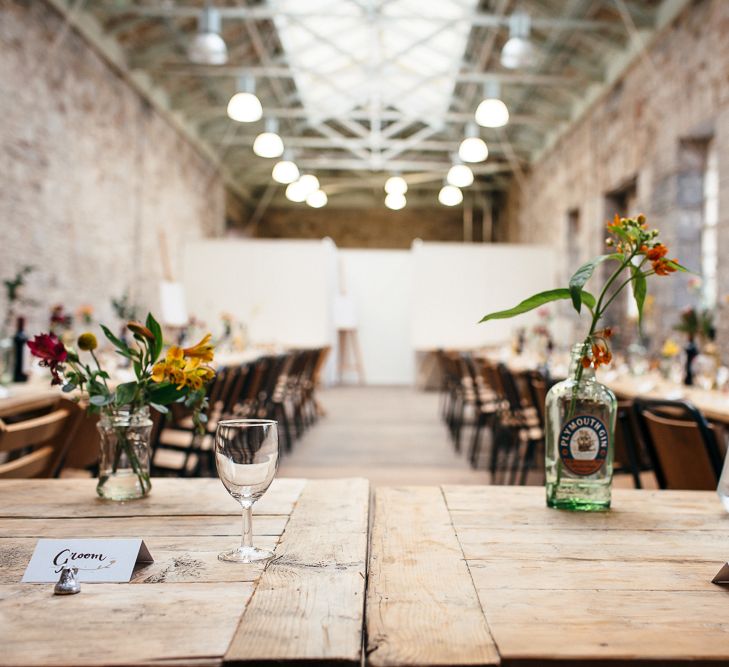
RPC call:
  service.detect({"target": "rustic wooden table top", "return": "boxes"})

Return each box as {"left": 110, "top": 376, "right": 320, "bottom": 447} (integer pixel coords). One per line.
{"left": 368, "top": 485, "right": 729, "bottom": 667}
{"left": 0, "top": 477, "right": 369, "bottom": 667}
{"left": 3, "top": 480, "right": 729, "bottom": 666}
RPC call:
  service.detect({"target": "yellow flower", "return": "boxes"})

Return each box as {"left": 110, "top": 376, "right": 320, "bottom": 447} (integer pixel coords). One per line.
{"left": 77, "top": 332, "right": 98, "bottom": 351}
{"left": 151, "top": 361, "right": 167, "bottom": 383}
{"left": 183, "top": 333, "right": 215, "bottom": 363}
{"left": 662, "top": 339, "right": 680, "bottom": 358}
{"left": 166, "top": 346, "right": 184, "bottom": 363}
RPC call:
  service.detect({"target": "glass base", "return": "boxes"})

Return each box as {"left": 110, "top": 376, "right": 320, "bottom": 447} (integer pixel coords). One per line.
{"left": 547, "top": 496, "right": 611, "bottom": 511}
{"left": 218, "top": 546, "right": 274, "bottom": 563}
{"left": 96, "top": 472, "right": 151, "bottom": 501}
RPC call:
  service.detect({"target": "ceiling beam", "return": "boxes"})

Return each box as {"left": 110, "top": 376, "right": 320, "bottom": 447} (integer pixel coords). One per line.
{"left": 97, "top": 4, "right": 626, "bottom": 32}
{"left": 147, "top": 63, "right": 590, "bottom": 86}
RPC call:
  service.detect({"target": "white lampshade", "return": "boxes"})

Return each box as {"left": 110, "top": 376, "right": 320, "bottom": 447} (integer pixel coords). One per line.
{"left": 272, "top": 160, "right": 299, "bottom": 184}
{"left": 458, "top": 136, "right": 488, "bottom": 162}
{"left": 501, "top": 37, "right": 537, "bottom": 69}
{"left": 384, "top": 175, "right": 408, "bottom": 195}
{"left": 297, "top": 174, "right": 320, "bottom": 196}
{"left": 447, "top": 164, "right": 474, "bottom": 188}
{"left": 253, "top": 131, "right": 284, "bottom": 158}
{"left": 306, "top": 190, "right": 328, "bottom": 208}
{"left": 385, "top": 193, "right": 406, "bottom": 210}
{"left": 438, "top": 185, "right": 463, "bottom": 207}
{"left": 227, "top": 92, "right": 262, "bottom": 123}
{"left": 475, "top": 98, "right": 510, "bottom": 128}
{"left": 285, "top": 180, "right": 308, "bottom": 202}
{"left": 188, "top": 8, "right": 227, "bottom": 64}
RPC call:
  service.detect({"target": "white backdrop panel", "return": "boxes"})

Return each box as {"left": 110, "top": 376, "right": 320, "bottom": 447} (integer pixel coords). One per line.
{"left": 411, "top": 242, "right": 557, "bottom": 349}
{"left": 340, "top": 249, "right": 413, "bottom": 385}
{"left": 182, "top": 238, "right": 337, "bottom": 348}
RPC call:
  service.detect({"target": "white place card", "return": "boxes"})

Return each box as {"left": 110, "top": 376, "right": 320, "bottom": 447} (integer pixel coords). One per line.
{"left": 22, "top": 539, "right": 153, "bottom": 583}
{"left": 712, "top": 562, "right": 729, "bottom": 584}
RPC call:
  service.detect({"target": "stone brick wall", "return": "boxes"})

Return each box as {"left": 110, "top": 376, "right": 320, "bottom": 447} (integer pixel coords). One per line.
{"left": 0, "top": 1, "right": 225, "bottom": 333}
{"left": 504, "top": 0, "right": 729, "bottom": 355}
{"left": 253, "top": 205, "right": 464, "bottom": 249}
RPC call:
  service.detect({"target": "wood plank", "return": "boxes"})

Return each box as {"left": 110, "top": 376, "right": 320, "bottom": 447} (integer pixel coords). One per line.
{"left": 478, "top": 589, "right": 729, "bottom": 666}
{"left": 0, "top": 582, "right": 255, "bottom": 667}
{"left": 455, "top": 527, "right": 729, "bottom": 562}
{"left": 224, "top": 478, "right": 370, "bottom": 666}
{"left": 0, "top": 515, "right": 288, "bottom": 539}
{"left": 0, "top": 477, "right": 306, "bottom": 518}
{"left": 366, "top": 486, "right": 499, "bottom": 667}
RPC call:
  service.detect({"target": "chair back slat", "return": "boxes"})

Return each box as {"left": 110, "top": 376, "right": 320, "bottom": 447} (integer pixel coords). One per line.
{"left": 633, "top": 399, "right": 721, "bottom": 490}
{"left": 0, "top": 407, "right": 71, "bottom": 479}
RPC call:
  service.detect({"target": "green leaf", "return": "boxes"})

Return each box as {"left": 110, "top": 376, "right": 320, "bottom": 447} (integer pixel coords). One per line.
{"left": 568, "top": 254, "right": 621, "bottom": 314}
{"left": 631, "top": 266, "right": 647, "bottom": 332}
{"left": 114, "top": 381, "right": 137, "bottom": 406}
{"left": 89, "top": 394, "right": 112, "bottom": 407}
{"left": 149, "top": 383, "right": 184, "bottom": 405}
{"left": 664, "top": 259, "right": 690, "bottom": 273}
{"left": 145, "top": 312, "right": 163, "bottom": 363}
{"left": 481, "top": 288, "right": 577, "bottom": 323}
{"left": 62, "top": 383, "right": 76, "bottom": 393}
{"left": 100, "top": 325, "right": 130, "bottom": 354}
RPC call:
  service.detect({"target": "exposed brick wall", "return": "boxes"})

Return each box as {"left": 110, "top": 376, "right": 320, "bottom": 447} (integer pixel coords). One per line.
{"left": 504, "top": 0, "right": 729, "bottom": 355}
{"left": 0, "top": 1, "right": 225, "bottom": 332}
{"left": 253, "top": 205, "right": 464, "bottom": 249}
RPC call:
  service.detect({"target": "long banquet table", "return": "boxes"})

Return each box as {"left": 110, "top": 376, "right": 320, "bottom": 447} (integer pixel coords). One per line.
{"left": 2, "top": 479, "right": 729, "bottom": 666}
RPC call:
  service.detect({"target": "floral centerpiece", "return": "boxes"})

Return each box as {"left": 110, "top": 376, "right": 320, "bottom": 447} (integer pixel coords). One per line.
{"left": 29, "top": 313, "right": 216, "bottom": 500}
{"left": 480, "top": 215, "right": 686, "bottom": 510}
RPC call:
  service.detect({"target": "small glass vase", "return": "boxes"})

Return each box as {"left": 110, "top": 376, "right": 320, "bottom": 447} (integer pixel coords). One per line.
{"left": 96, "top": 407, "right": 152, "bottom": 501}
{"left": 545, "top": 344, "right": 617, "bottom": 511}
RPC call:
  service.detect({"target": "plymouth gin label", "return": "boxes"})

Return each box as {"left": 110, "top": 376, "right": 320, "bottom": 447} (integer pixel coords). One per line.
{"left": 558, "top": 416, "right": 609, "bottom": 476}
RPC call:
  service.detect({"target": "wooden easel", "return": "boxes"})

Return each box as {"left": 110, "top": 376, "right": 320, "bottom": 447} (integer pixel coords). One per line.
{"left": 337, "top": 328, "right": 365, "bottom": 385}
{"left": 335, "top": 261, "right": 365, "bottom": 385}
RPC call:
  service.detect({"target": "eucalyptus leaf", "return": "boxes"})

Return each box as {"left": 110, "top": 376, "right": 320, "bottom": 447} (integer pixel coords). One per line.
{"left": 89, "top": 394, "right": 111, "bottom": 407}
{"left": 62, "top": 383, "right": 76, "bottom": 393}
{"left": 480, "top": 288, "right": 596, "bottom": 323}
{"left": 149, "top": 402, "right": 169, "bottom": 414}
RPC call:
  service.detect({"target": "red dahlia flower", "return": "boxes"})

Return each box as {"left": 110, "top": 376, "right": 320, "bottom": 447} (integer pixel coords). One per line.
{"left": 28, "top": 333, "right": 67, "bottom": 384}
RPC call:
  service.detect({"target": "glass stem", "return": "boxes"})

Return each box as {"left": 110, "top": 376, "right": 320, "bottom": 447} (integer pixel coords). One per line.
{"left": 240, "top": 502, "right": 253, "bottom": 549}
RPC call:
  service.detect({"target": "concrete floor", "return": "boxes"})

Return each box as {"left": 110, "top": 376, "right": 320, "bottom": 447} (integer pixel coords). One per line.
{"left": 278, "top": 386, "right": 487, "bottom": 486}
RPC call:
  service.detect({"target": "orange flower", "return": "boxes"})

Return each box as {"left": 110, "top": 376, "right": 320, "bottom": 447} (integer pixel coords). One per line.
{"left": 588, "top": 338, "right": 613, "bottom": 369}
{"left": 644, "top": 244, "right": 668, "bottom": 261}
{"left": 183, "top": 333, "right": 214, "bottom": 363}
{"left": 653, "top": 258, "right": 678, "bottom": 276}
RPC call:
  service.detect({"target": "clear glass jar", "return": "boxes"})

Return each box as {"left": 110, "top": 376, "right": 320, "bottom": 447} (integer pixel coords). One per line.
{"left": 97, "top": 407, "right": 152, "bottom": 501}
{"left": 545, "top": 344, "right": 617, "bottom": 511}
{"left": 0, "top": 336, "right": 13, "bottom": 386}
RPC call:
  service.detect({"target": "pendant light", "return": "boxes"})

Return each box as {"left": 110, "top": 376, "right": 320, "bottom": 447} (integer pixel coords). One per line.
{"left": 253, "top": 118, "right": 284, "bottom": 158}
{"left": 296, "top": 174, "right": 320, "bottom": 197}
{"left": 438, "top": 184, "right": 463, "bottom": 207}
{"left": 475, "top": 82, "right": 509, "bottom": 128}
{"left": 272, "top": 152, "right": 299, "bottom": 184}
{"left": 385, "top": 193, "right": 407, "bottom": 210}
{"left": 285, "top": 180, "right": 308, "bottom": 202}
{"left": 306, "top": 190, "right": 328, "bottom": 208}
{"left": 227, "top": 75, "right": 262, "bottom": 123}
{"left": 459, "top": 123, "right": 489, "bottom": 163}
{"left": 187, "top": 7, "right": 228, "bottom": 65}
{"left": 500, "top": 11, "right": 537, "bottom": 70}
{"left": 447, "top": 162, "right": 474, "bottom": 188}
{"left": 384, "top": 175, "right": 408, "bottom": 195}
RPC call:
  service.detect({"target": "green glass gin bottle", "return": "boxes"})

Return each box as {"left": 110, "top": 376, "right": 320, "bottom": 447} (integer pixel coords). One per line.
{"left": 545, "top": 344, "right": 617, "bottom": 510}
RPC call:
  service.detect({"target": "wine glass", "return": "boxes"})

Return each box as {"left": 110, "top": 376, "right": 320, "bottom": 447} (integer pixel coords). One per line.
{"left": 215, "top": 419, "right": 279, "bottom": 563}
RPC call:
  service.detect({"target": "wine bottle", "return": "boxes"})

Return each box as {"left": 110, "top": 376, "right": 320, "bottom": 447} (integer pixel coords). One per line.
{"left": 13, "top": 316, "right": 28, "bottom": 383}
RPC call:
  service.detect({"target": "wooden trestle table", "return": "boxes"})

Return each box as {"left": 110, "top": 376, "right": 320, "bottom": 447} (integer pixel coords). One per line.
{"left": 2, "top": 479, "right": 729, "bottom": 666}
